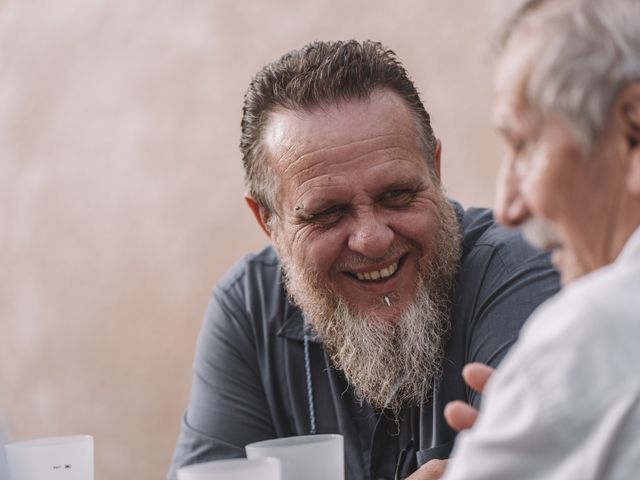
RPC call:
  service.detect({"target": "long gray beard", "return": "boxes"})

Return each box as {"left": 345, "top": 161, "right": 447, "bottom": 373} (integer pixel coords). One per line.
{"left": 312, "top": 275, "right": 452, "bottom": 413}
{"left": 277, "top": 199, "right": 461, "bottom": 413}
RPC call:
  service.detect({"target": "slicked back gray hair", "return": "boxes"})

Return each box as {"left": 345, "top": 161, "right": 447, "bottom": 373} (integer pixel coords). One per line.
{"left": 496, "top": 0, "right": 640, "bottom": 150}
{"left": 240, "top": 40, "right": 438, "bottom": 214}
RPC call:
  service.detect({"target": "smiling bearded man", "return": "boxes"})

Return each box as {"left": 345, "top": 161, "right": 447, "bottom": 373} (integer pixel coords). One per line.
{"left": 168, "top": 40, "right": 559, "bottom": 480}
{"left": 274, "top": 177, "right": 461, "bottom": 413}
{"left": 257, "top": 84, "right": 463, "bottom": 413}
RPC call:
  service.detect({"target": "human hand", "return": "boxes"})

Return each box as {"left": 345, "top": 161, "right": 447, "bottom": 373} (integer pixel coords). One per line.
{"left": 405, "top": 363, "right": 494, "bottom": 479}
{"left": 405, "top": 459, "right": 448, "bottom": 480}
{"left": 443, "top": 363, "right": 494, "bottom": 432}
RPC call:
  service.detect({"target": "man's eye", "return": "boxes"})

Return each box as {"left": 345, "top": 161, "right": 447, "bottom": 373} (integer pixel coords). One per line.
{"left": 380, "top": 189, "right": 415, "bottom": 207}
{"left": 511, "top": 139, "right": 526, "bottom": 154}
{"left": 310, "top": 206, "right": 345, "bottom": 225}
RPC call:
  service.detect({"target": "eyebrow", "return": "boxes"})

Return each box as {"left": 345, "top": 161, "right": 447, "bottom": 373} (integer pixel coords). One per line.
{"left": 493, "top": 105, "right": 528, "bottom": 142}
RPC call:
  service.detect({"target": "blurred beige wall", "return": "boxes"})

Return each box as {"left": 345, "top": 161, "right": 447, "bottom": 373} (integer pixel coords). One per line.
{"left": 0, "top": 1, "right": 502, "bottom": 478}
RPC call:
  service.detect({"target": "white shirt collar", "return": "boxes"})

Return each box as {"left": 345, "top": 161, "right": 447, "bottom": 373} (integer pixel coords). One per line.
{"left": 615, "top": 225, "right": 640, "bottom": 264}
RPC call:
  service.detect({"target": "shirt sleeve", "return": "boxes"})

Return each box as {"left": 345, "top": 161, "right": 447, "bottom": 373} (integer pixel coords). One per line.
{"left": 166, "top": 285, "right": 276, "bottom": 480}
{"left": 463, "top": 253, "right": 559, "bottom": 408}
{"left": 442, "top": 343, "right": 567, "bottom": 480}
{"left": 443, "top": 285, "right": 640, "bottom": 480}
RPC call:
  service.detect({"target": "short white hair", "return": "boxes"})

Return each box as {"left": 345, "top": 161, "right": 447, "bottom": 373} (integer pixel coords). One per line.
{"left": 496, "top": 0, "right": 640, "bottom": 150}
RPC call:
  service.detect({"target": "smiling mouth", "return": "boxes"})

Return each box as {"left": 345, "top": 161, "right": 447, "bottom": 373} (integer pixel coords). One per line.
{"left": 349, "top": 258, "right": 402, "bottom": 282}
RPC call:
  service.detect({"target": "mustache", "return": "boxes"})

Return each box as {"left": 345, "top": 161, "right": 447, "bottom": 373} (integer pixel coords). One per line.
{"left": 520, "top": 217, "right": 563, "bottom": 251}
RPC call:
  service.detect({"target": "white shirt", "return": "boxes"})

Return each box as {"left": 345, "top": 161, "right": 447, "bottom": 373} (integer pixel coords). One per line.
{"left": 444, "top": 227, "right": 640, "bottom": 480}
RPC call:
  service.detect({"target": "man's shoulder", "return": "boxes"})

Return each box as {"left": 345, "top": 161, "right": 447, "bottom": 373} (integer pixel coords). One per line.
{"left": 503, "top": 260, "right": 640, "bottom": 425}
{"left": 209, "top": 244, "right": 296, "bottom": 335}
{"left": 446, "top": 205, "right": 559, "bottom": 374}
{"left": 459, "top": 206, "right": 552, "bottom": 274}
{"left": 528, "top": 252, "right": 640, "bottom": 346}
{"left": 217, "top": 244, "right": 282, "bottom": 291}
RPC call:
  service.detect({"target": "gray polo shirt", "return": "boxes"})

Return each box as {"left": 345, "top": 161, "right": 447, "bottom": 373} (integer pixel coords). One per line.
{"left": 168, "top": 204, "right": 559, "bottom": 480}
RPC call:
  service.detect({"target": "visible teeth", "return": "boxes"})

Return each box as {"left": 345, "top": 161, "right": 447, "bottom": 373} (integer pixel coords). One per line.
{"left": 355, "top": 261, "right": 398, "bottom": 281}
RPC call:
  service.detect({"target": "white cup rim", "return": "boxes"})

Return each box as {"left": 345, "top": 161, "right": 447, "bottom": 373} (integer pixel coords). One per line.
{"left": 5, "top": 435, "right": 93, "bottom": 448}
{"left": 178, "top": 457, "right": 279, "bottom": 474}
{"left": 245, "top": 433, "right": 342, "bottom": 449}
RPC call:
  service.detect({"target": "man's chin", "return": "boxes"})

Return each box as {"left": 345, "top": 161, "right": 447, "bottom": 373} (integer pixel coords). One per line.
{"left": 305, "top": 280, "right": 453, "bottom": 412}
{"left": 340, "top": 295, "right": 412, "bottom": 324}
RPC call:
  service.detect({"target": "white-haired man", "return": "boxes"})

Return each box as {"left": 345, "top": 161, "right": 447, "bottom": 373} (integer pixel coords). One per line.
{"left": 413, "top": 0, "right": 640, "bottom": 478}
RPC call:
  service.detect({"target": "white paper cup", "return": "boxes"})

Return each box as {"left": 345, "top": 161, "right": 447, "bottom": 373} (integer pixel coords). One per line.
{"left": 4, "top": 435, "right": 93, "bottom": 480}
{"left": 245, "top": 434, "right": 344, "bottom": 480}
{"left": 177, "top": 458, "right": 281, "bottom": 480}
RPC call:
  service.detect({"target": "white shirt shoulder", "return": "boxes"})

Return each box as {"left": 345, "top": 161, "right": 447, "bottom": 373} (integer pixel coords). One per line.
{"left": 443, "top": 228, "right": 640, "bottom": 480}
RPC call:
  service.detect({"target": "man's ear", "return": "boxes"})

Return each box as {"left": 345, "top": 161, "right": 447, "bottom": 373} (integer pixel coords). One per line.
{"left": 245, "top": 194, "right": 274, "bottom": 238}
{"left": 620, "top": 83, "right": 640, "bottom": 194}
{"left": 433, "top": 139, "right": 442, "bottom": 180}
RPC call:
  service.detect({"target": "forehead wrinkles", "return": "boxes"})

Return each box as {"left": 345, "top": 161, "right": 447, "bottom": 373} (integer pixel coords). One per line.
{"left": 279, "top": 134, "right": 418, "bottom": 180}
{"left": 293, "top": 157, "right": 420, "bottom": 208}
{"left": 493, "top": 92, "right": 542, "bottom": 140}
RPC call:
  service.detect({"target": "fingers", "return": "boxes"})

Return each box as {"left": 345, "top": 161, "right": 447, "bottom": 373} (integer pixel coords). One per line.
{"left": 443, "top": 363, "right": 495, "bottom": 432}
{"left": 406, "top": 459, "right": 448, "bottom": 480}
{"left": 444, "top": 400, "right": 479, "bottom": 432}
{"left": 462, "top": 362, "right": 495, "bottom": 393}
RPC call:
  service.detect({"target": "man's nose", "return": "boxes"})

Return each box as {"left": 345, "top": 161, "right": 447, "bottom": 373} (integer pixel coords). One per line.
{"left": 494, "top": 159, "right": 529, "bottom": 227}
{"left": 347, "top": 209, "right": 394, "bottom": 259}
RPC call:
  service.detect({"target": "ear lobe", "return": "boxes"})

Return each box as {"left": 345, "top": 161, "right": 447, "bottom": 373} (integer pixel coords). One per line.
{"left": 244, "top": 194, "right": 274, "bottom": 238}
